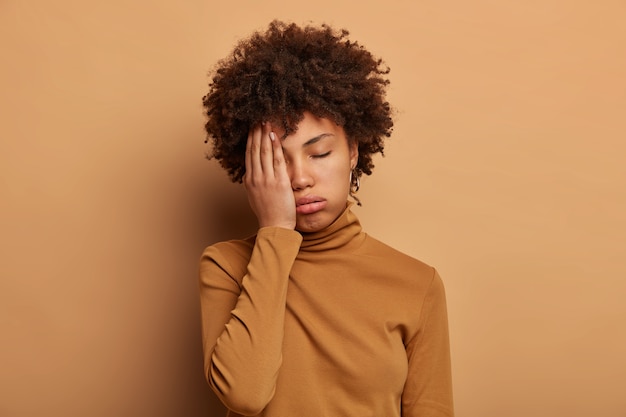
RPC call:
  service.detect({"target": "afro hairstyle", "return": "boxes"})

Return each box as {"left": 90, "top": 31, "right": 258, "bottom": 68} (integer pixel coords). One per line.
{"left": 202, "top": 20, "right": 393, "bottom": 183}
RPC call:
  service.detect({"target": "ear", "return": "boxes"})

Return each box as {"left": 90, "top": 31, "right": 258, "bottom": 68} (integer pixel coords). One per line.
{"left": 349, "top": 140, "right": 359, "bottom": 169}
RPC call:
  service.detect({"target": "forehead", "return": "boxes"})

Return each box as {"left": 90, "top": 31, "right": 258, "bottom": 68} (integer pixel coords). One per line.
{"left": 273, "top": 112, "right": 345, "bottom": 144}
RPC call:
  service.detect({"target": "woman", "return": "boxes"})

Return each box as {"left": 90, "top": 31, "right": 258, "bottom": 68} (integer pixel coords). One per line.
{"left": 199, "top": 21, "right": 454, "bottom": 417}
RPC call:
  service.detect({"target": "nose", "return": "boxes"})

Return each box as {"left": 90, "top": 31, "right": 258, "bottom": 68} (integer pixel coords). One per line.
{"left": 288, "top": 160, "right": 314, "bottom": 191}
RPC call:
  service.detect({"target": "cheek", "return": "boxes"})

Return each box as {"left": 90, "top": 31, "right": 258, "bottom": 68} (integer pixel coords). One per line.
{"left": 316, "top": 162, "right": 351, "bottom": 190}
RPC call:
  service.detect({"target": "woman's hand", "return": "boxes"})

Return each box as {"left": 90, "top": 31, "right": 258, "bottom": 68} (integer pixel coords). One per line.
{"left": 244, "top": 122, "right": 296, "bottom": 230}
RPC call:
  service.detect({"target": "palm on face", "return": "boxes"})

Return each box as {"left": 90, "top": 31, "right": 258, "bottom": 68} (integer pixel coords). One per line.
{"left": 244, "top": 122, "right": 296, "bottom": 230}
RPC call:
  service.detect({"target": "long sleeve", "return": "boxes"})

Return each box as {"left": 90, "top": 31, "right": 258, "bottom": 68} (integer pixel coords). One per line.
{"left": 198, "top": 227, "right": 302, "bottom": 416}
{"left": 402, "top": 269, "right": 454, "bottom": 417}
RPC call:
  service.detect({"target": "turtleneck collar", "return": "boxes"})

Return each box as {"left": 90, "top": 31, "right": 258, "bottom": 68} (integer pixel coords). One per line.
{"left": 298, "top": 202, "right": 364, "bottom": 252}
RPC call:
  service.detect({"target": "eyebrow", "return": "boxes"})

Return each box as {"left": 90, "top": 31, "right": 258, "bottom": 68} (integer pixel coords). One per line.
{"left": 303, "top": 133, "right": 334, "bottom": 147}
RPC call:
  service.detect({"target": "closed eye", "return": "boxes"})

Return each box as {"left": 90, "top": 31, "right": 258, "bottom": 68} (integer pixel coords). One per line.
{"left": 312, "top": 151, "right": 331, "bottom": 159}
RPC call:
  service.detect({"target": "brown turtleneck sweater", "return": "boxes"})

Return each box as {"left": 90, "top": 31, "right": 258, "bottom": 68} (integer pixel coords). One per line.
{"left": 199, "top": 204, "right": 453, "bottom": 417}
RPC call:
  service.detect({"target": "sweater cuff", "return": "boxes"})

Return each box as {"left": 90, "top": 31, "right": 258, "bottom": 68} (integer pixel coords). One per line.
{"left": 256, "top": 226, "right": 303, "bottom": 246}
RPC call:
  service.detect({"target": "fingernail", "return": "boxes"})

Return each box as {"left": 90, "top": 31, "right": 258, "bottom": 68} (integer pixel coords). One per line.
{"left": 269, "top": 132, "right": 276, "bottom": 141}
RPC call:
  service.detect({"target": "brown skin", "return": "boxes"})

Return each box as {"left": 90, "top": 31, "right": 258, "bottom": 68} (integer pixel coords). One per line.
{"left": 244, "top": 112, "right": 358, "bottom": 233}
{"left": 244, "top": 121, "right": 295, "bottom": 230}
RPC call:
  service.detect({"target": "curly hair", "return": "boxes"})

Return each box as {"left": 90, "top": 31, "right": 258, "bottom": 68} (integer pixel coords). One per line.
{"left": 202, "top": 20, "right": 393, "bottom": 183}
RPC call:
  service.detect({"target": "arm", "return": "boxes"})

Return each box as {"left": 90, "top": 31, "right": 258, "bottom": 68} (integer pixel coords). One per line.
{"left": 199, "top": 122, "right": 299, "bottom": 415}
{"left": 402, "top": 270, "right": 454, "bottom": 417}
{"left": 199, "top": 229, "right": 302, "bottom": 415}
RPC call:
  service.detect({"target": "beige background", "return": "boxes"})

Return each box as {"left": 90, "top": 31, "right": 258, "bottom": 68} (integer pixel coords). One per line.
{"left": 1, "top": 1, "right": 625, "bottom": 416}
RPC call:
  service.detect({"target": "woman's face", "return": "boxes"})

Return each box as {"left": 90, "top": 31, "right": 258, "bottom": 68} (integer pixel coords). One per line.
{"left": 273, "top": 112, "right": 358, "bottom": 233}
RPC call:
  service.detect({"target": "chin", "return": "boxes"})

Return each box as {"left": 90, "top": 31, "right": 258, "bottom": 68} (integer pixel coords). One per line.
{"left": 295, "top": 214, "right": 330, "bottom": 233}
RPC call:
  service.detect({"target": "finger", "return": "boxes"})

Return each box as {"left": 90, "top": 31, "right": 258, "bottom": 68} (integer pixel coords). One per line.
{"left": 247, "top": 123, "right": 263, "bottom": 180}
{"left": 270, "top": 127, "right": 288, "bottom": 180}
{"left": 259, "top": 121, "right": 273, "bottom": 175}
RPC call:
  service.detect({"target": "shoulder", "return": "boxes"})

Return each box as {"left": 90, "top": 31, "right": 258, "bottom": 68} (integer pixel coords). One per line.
{"left": 359, "top": 233, "right": 435, "bottom": 279}
{"left": 199, "top": 235, "right": 256, "bottom": 284}
{"left": 355, "top": 234, "right": 447, "bottom": 333}
{"left": 202, "top": 235, "right": 256, "bottom": 261}
{"left": 350, "top": 234, "right": 442, "bottom": 311}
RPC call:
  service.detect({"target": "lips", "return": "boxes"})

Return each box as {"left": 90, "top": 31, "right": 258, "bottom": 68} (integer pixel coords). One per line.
{"left": 295, "top": 196, "right": 327, "bottom": 215}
